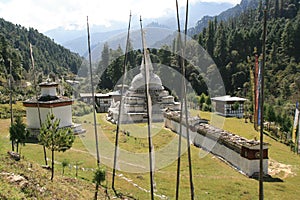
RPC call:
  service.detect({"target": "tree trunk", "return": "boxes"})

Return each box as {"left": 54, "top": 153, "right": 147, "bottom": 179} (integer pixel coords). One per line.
{"left": 19, "top": 146, "right": 22, "bottom": 158}
{"left": 51, "top": 149, "right": 54, "bottom": 181}
{"left": 16, "top": 142, "right": 19, "bottom": 153}
{"left": 76, "top": 165, "right": 78, "bottom": 177}
{"left": 43, "top": 145, "right": 48, "bottom": 166}
{"left": 11, "top": 141, "right": 14, "bottom": 152}
{"left": 62, "top": 167, "right": 64, "bottom": 176}
{"left": 94, "top": 183, "right": 99, "bottom": 200}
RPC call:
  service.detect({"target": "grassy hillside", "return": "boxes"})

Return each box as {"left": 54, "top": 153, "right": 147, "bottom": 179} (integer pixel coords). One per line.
{"left": 1, "top": 111, "right": 300, "bottom": 199}
{"left": 0, "top": 118, "right": 135, "bottom": 199}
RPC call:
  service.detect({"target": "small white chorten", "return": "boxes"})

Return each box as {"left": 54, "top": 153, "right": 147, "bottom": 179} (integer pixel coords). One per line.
{"left": 23, "top": 80, "right": 84, "bottom": 135}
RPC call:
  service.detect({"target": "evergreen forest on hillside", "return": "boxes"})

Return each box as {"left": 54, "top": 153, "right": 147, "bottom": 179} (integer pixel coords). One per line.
{"left": 95, "top": 0, "right": 300, "bottom": 140}
{"left": 0, "top": 0, "right": 299, "bottom": 141}
{"left": 2, "top": 0, "right": 300, "bottom": 199}
{"left": 0, "top": 18, "right": 82, "bottom": 103}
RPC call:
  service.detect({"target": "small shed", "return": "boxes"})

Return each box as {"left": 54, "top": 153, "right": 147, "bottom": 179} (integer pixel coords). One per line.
{"left": 95, "top": 93, "right": 111, "bottom": 113}
{"left": 211, "top": 95, "right": 247, "bottom": 118}
{"left": 79, "top": 91, "right": 122, "bottom": 113}
{"left": 79, "top": 93, "right": 93, "bottom": 104}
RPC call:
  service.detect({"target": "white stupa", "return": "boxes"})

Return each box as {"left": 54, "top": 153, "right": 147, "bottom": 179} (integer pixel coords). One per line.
{"left": 23, "top": 79, "right": 84, "bottom": 136}
{"left": 107, "top": 50, "right": 180, "bottom": 124}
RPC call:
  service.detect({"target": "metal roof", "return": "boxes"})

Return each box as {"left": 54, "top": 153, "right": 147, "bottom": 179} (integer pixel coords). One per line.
{"left": 211, "top": 95, "right": 247, "bottom": 102}
{"left": 79, "top": 93, "right": 110, "bottom": 98}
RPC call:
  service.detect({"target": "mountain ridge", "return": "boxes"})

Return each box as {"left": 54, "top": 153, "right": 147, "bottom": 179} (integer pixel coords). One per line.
{"left": 45, "top": 1, "right": 235, "bottom": 56}
{"left": 188, "top": 0, "right": 260, "bottom": 35}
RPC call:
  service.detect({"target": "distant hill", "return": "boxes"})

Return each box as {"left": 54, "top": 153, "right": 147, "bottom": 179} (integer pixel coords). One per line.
{"left": 63, "top": 29, "right": 126, "bottom": 56}
{"left": 188, "top": 0, "right": 260, "bottom": 35}
{"left": 149, "top": 0, "right": 261, "bottom": 51}
{"left": 0, "top": 18, "right": 83, "bottom": 82}
{"left": 90, "top": 26, "right": 175, "bottom": 62}
{"left": 45, "top": 1, "right": 234, "bottom": 56}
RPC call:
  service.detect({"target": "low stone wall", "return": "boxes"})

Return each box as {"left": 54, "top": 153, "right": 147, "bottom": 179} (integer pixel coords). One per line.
{"left": 164, "top": 114, "right": 268, "bottom": 177}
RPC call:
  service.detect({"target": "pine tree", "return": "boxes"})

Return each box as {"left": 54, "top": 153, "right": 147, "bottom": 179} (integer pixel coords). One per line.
{"left": 281, "top": 20, "right": 295, "bottom": 57}
{"left": 93, "top": 166, "right": 106, "bottom": 200}
{"left": 61, "top": 159, "right": 69, "bottom": 176}
{"left": 270, "top": 42, "right": 278, "bottom": 63}
{"left": 274, "top": 0, "right": 280, "bottom": 18}
{"left": 279, "top": 0, "right": 284, "bottom": 17}
{"left": 126, "top": 41, "right": 136, "bottom": 69}
{"left": 266, "top": 105, "right": 276, "bottom": 122}
{"left": 214, "top": 21, "right": 227, "bottom": 66}
{"left": 199, "top": 93, "right": 206, "bottom": 110}
{"left": 39, "top": 112, "right": 75, "bottom": 181}
{"left": 108, "top": 56, "right": 124, "bottom": 87}
{"left": 205, "top": 20, "right": 214, "bottom": 57}
{"left": 158, "top": 45, "right": 172, "bottom": 67}
{"left": 9, "top": 116, "right": 28, "bottom": 154}
{"left": 97, "top": 43, "right": 111, "bottom": 89}
{"left": 294, "top": 16, "right": 300, "bottom": 61}
{"left": 257, "top": 0, "right": 263, "bottom": 21}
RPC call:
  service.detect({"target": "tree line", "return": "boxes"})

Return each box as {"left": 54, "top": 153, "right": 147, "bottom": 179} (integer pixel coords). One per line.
{"left": 95, "top": 0, "right": 300, "bottom": 142}
{"left": 0, "top": 18, "right": 83, "bottom": 103}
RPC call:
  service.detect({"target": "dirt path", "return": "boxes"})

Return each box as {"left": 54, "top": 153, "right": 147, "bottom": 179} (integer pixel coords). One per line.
{"left": 69, "top": 148, "right": 168, "bottom": 199}
{"left": 268, "top": 159, "right": 296, "bottom": 179}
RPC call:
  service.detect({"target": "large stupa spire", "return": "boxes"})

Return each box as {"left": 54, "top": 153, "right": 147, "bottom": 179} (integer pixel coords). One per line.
{"left": 129, "top": 37, "right": 162, "bottom": 91}
{"left": 107, "top": 20, "right": 180, "bottom": 124}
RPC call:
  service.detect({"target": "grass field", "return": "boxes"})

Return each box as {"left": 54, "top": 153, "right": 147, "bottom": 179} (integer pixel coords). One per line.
{"left": 1, "top": 110, "right": 300, "bottom": 199}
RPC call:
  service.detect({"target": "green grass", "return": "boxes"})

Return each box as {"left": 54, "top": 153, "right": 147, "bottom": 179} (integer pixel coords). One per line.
{"left": 1, "top": 110, "right": 300, "bottom": 199}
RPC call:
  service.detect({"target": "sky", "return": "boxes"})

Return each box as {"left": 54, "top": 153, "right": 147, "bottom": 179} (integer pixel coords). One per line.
{"left": 0, "top": 0, "right": 241, "bottom": 33}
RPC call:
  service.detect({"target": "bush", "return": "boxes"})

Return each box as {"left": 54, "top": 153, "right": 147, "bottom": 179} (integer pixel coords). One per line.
{"left": 72, "top": 101, "right": 93, "bottom": 116}
{"left": 0, "top": 102, "right": 26, "bottom": 119}
{"left": 202, "top": 103, "right": 211, "bottom": 112}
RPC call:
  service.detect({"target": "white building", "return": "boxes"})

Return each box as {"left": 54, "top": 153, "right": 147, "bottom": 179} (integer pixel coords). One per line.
{"left": 23, "top": 81, "right": 84, "bottom": 136}
{"left": 79, "top": 91, "right": 122, "bottom": 113}
{"left": 211, "top": 96, "right": 247, "bottom": 118}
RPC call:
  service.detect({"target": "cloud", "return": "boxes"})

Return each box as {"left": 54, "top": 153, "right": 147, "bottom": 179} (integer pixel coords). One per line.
{"left": 0, "top": 0, "right": 240, "bottom": 32}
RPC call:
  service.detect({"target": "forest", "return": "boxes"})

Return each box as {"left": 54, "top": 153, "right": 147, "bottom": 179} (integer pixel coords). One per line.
{"left": 0, "top": 0, "right": 299, "bottom": 141}
{"left": 96, "top": 0, "right": 300, "bottom": 140}
{"left": 0, "top": 18, "right": 83, "bottom": 103}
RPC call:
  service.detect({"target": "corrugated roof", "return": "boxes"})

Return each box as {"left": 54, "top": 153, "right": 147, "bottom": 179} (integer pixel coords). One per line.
{"left": 211, "top": 95, "right": 247, "bottom": 102}
{"left": 79, "top": 93, "right": 110, "bottom": 98}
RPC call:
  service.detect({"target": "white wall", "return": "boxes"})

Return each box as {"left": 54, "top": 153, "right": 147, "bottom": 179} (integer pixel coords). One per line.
{"left": 41, "top": 87, "right": 56, "bottom": 96}
{"left": 26, "top": 105, "right": 72, "bottom": 129}
{"left": 165, "top": 118, "right": 268, "bottom": 176}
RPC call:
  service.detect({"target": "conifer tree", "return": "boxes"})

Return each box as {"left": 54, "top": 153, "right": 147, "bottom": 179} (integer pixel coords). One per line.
{"left": 93, "top": 166, "right": 106, "bottom": 200}
{"left": 205, "top": 20, "right": 214, "bottom": 57}
{"left": 39, "top": 112, "right": 75, "bottom": 181}
{"left": 214, "top": 21, "right": 227, "bottom": 66}
{"left": 274, "top": 0, "right": 280, "bottom": 18}
{"left": 294, "top": 16, "right": 300, "bottom": 61}
{"left": 281, "top": 20, "right": 295, "bottom": 57}
{"left": 97, "top": 43, "right": 111, "bottom": 89}
{"left": 9, "top": 116, "right": 28, "bottom": 154}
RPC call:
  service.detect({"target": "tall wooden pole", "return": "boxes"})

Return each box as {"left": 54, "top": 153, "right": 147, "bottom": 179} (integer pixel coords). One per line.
{"left": 175, "top": 0, "right": 183, "bottom": 197}
{"left": 112, "top": 11, "right": 132, "bottom": 190}
{"left": 140, "top": 16, "right": 155, "bottom": 200}
{"left": 175, "top": 0, "right": 194, "bottom": 199}
{"left": 30, "top": 43, "right": 47, "bottom": 166}
{"left": 183, "top": 1, "right": 194, "bottom": 199}
{"left": 87, "top": 16, "right": 100, "bottom": 167}
{"left": 9, "top": 60, "right": 13, "bottom": 123}
{"left": 259, "top": 1, "right": 268, "bottom": 199}
{"left": 9, "top": 60, "right": 14, "bottom": 151}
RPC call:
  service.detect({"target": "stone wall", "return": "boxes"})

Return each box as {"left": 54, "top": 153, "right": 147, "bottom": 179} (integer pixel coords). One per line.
{"left": 164, "top": 115, "right": 268, "bottom": 177}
